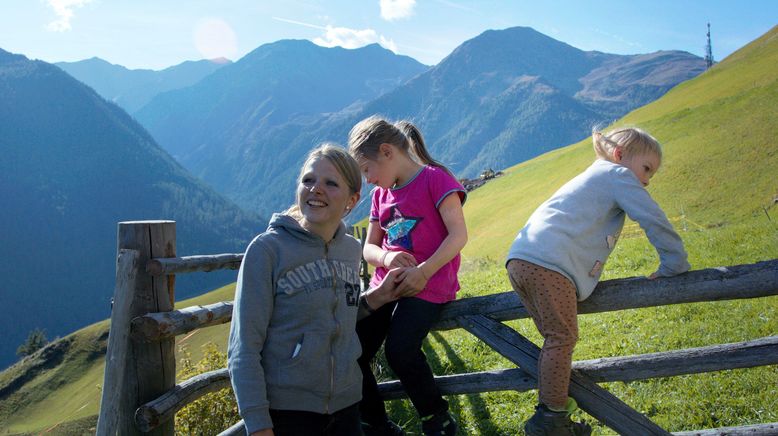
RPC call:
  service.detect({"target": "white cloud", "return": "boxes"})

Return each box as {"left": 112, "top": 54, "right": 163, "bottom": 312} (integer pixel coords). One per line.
{"left": 46, "top": 0, "right": 94, "bottom": 32}
{"left": 313, "top": 25, "right": 397, "bottom": 53}
{"left": 380, "top": 0, "right": 416, "bottom": 21}
{"left": 275, "top": 17, "right": 397, "bottom": 53}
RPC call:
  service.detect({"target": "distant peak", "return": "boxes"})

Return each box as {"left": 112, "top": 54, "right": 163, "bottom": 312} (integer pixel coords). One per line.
{"left": 0, "top": 48, "right": 29, "bottom": 64}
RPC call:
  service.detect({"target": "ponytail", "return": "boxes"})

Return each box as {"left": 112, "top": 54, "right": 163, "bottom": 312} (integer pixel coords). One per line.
{"left": 592, "top": 130, "right": 616, "bottom": 160}
{"left": 349, "top": 115, "right": 452, "bottom": 175}
{"left": 395, "top": 120, "right": 450, "bottom": 173}
{"left": 593, "top": 126, "right": 663, "bottom": 163}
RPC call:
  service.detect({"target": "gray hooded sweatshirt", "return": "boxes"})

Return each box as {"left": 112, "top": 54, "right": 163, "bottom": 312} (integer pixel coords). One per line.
{"left": 507, "top": 159, "right": 690, "bottom": 301}
{"left": 228, "top": 213, "right": 363, "bottom": 433}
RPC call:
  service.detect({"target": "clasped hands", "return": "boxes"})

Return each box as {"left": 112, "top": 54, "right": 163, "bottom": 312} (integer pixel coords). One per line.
{"left": 365, "top": 251, "right": 430, "bottom": 310}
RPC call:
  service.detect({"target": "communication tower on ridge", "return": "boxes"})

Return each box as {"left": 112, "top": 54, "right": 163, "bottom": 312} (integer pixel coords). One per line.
{"left": 704, "top": 22, "right": 714, "bottom": 69}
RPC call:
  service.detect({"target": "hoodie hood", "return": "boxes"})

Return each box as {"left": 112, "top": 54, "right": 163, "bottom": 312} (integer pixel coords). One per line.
{"left": 268, "top": 212, "right": 347, "bottom": 244}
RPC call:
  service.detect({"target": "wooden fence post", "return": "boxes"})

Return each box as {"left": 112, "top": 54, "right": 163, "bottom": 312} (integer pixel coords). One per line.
{"left": 99, "top": 221, "right": 176, "bottom": 435}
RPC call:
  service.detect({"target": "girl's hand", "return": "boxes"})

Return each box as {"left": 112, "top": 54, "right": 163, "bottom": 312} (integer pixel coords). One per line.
{"left": 383, "top": 250, "right": 417, "bottom": 268}
{"left": 365, "top": 269, "right": 403, "bottom": 308}
{"left": 396, "top": 266, "right": 429, "bottom": 296}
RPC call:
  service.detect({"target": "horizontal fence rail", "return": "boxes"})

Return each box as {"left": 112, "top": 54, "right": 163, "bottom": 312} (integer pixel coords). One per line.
{"left": 135, "top": 368, "right": 231, "bottom": 432}
{"left": 135, "top": 335, "right": 778, "bottom": 431}
{"left": 131, "top": 301, "right": 233, "bottom": 342}
{"left": 146, "top": 253, "right": 244, "bottom": 275}
{"left": 437, "top": 259, "right": 778, "bottom": 330}
{"left": 130, "top": 259, "right": 778, "bottom": 340}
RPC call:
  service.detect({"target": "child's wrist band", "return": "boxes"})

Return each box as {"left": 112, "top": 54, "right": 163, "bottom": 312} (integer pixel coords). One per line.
{"left": 379, "top": 250, "right": 389, "bottom": 267}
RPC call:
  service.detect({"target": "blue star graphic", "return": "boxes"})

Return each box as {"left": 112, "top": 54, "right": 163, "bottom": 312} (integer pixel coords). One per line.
{"left": 383, "top": 206, "right": 422, "bottom": 250}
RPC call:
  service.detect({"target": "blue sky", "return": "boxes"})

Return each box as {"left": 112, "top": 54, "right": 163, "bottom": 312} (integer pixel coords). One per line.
{"left": 1, "top": 1, "right": 775, "bottom": 70}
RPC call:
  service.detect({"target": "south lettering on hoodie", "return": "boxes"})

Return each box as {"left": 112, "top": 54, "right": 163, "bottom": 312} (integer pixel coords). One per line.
{"left": 278, "top": 259, "right": 360, "bottom": 299}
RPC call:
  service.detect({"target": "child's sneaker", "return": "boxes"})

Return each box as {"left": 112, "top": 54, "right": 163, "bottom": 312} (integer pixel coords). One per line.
{"left": 524, "top": 403, "right": 592, "bottom": 436}
{"left": 362, "top": 419, "right": 406, "bottom": 436}
{"left": 421, "top": 410, "right": 457, "bottom": 435}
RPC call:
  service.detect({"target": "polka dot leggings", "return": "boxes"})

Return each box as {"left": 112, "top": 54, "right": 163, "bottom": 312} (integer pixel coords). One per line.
{"left": 507, "top": 259, "right": 579, "bottom": 409}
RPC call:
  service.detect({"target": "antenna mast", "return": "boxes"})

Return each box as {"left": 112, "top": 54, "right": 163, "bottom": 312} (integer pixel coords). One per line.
{"left": 704, "top": 22, "right": 714, "bottom": 69}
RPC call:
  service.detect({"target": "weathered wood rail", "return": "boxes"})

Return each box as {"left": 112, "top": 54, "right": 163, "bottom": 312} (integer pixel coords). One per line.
{"left": 96, "top": 221, "right": 778, "bottom": 435}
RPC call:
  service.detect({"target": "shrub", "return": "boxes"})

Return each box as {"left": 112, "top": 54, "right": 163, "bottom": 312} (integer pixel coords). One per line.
{"left": 175, "top": 343, "right": 240, "bottom": 433}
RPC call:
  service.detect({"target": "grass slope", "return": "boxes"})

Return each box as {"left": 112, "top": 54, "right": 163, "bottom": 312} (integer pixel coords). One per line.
{"left": 2, "top": 26, "right": 777, "bottom": 435}
{"left": 0, "top": 285, "right": 236, "bottom": 434}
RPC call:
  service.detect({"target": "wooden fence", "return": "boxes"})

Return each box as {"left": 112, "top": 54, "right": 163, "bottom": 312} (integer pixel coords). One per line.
{"left": 96, "top": 220, "right": 778, "bottom": 435}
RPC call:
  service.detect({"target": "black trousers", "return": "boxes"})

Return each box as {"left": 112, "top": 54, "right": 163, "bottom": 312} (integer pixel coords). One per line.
{"left": 356, "top": 297, "right": 448, "bottom": 425}
{"left": 269, "top": 402, "right": 364, "bottom": 435}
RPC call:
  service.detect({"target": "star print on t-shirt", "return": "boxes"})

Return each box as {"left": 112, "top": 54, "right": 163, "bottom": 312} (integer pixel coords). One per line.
{"left": 383, "top": 206, "right": 423, "bottom": 251}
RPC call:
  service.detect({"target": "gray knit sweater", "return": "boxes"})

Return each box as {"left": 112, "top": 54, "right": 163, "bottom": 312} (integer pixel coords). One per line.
{"left": 507, "top": 159, "right": 690, "bottom": 301}
{"left": 228, "top": 214, "right": 363, "bottom": 433}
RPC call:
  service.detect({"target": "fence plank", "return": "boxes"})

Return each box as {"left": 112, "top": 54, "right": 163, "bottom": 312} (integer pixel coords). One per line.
{"left": 672, "top": 422, "right": 778, "bottom": 435}
{"left": 435, "top": 259, "right": 778, "bottom": 330}
{"left": 136, "top": 334, "right": 778, "bottom": 432}
{"left": 135, "top": 369, "right": 231, "bottom": 432}
{"left": 462, "top": 314, "right": 670, "bottom": 435}
{"left": 132, "top": 260, "right": 778, "bottom": 340}
{"left": 218, "top": 420, "right": 247, "bottom": 436}
{"left": 378, "top": 334, "right": 778, "bottom": 399}
{"left": 146, "top": 253, "right": 243, "bottom": 275}
{"left": 96, "top": 249, "right": 139, "bottom": 435}
{"left": 219, "top": 419, "right": 778, "bottom": 436}
{"left": 131, "top": 301, "right": 233, "bottom": 342}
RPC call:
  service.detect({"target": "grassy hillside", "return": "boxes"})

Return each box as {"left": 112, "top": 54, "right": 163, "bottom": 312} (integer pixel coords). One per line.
{"left": 2, "top": 26, "right": 777, "bottom": 435}
{"left": 0, "top": 285, "right": 236, "bottom": 434}
{"left": 464, "top": 25, "right": 778, "bottom": 259}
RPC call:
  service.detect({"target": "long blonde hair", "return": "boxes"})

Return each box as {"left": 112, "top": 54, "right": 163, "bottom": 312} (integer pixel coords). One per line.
{"left": 285, "top": 143, "right": 362, "bottom": 219}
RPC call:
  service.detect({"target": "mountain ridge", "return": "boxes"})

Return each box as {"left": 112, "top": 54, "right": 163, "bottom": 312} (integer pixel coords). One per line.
{"left": 56, "top": 56, "right": 230, "bottom": 114}
{"left": 183, "top": 26, "right": 705, "bottom": 218}
{"left": 0, "top": 48, "right": 265, "bottom": 370}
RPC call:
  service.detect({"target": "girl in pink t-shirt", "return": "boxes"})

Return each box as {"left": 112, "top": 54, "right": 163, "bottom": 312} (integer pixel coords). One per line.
{"left": 348, "top": 115, "right": 467, "bottom": 436}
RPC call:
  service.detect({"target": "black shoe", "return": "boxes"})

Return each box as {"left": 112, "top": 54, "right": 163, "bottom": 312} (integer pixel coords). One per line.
{"left": 421, "top": 410, "right": 457, "bottom": 435}
{"left": 524, "top": 404, "right": 592, "bottom": 436}
{"left": 362, "top": 419, "right": 405, "bottom": 436}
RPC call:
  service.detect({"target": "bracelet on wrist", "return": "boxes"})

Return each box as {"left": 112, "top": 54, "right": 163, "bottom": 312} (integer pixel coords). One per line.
{"left": 379, "top": 251, "right": 389, "bottom": 268}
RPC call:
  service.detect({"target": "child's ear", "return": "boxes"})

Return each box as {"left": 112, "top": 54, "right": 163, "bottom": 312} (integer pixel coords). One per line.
{"left": 379, "top": 143, "right": 393, "bottom": 158}
{"left": 613, "top": 146, "right": 624, "bottom": 162}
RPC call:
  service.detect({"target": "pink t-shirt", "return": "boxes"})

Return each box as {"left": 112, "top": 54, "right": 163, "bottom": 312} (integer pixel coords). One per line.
{"left": 369, "top": 165, "right": 466, "bottom": 303}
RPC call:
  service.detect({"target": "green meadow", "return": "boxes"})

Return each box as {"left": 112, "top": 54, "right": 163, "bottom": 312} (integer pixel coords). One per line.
{"left": 2, "top": 26, "right": 777, "bottom": 435}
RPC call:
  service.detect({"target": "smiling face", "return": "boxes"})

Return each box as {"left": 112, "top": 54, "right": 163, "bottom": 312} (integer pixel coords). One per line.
{"left": 617, "top": 150, "right": 661, "bottom": 187}
{"left": 296, "top": 157, "right": 359, "bottom": 240}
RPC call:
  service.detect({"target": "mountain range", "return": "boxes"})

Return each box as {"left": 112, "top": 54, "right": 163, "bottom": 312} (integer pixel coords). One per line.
{"left": 56, "top": 57, "right": 230, "bottom": 114}
{"left": 130, "top": 27, "right": 706, "bottom": 218}
{"left": 0, "top": 49, "right": 264, "bottom": 369}
{"left": 134, "top": 40, "right": 428, "bottom": 168}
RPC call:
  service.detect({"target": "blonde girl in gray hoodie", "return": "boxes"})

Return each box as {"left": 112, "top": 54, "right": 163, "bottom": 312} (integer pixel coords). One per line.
{"left": 229, "top": 144, "right": 403, "bottom": 436}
